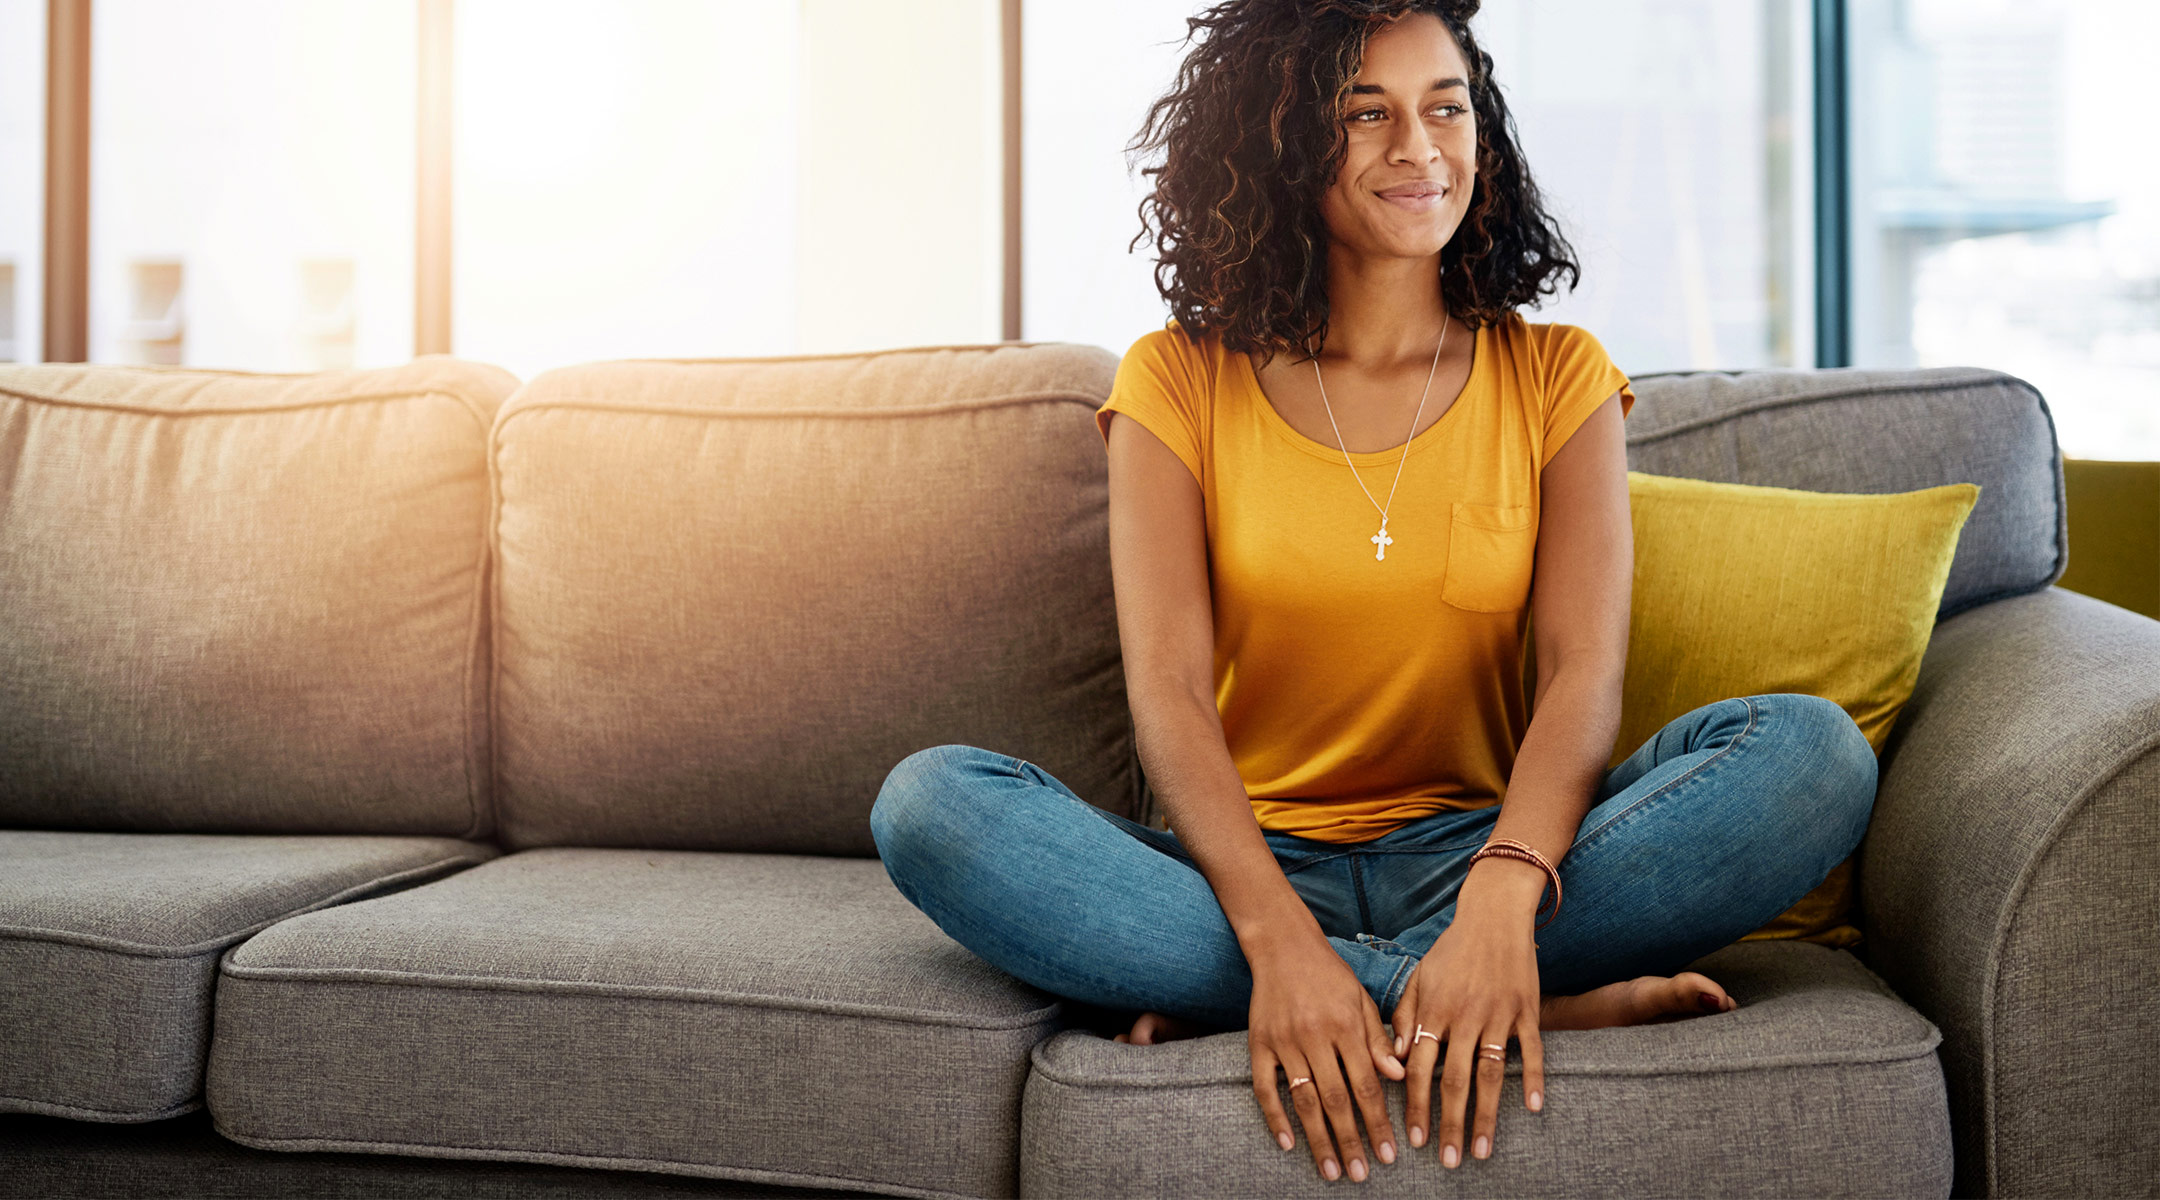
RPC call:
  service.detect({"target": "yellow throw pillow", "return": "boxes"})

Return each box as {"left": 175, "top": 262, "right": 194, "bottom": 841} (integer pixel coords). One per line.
{"left": 1612, "top": 470, "right": 1980, "bottom": 948}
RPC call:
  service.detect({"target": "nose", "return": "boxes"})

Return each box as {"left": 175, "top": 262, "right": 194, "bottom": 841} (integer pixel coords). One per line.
{"left": 1387, "top": 110, "right": 1439, "bottom": 164}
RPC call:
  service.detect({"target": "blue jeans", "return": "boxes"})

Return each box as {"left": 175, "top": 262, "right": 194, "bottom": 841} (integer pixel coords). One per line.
{"left": 870, "top": 693, "right": 1876, "bottom": 1030}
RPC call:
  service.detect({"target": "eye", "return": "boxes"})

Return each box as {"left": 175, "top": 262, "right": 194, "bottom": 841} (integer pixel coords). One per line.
{"left": 1429, "top": 103, "right": 1468, "bottom": 118}
{"left": 1348, "top": 108, "right": 1385, "bottom": 123}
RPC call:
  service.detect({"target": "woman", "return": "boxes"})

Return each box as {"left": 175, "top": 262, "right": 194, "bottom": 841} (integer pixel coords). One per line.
{"left": 871, "top": 0, "right": 1876, "bottom": 1184}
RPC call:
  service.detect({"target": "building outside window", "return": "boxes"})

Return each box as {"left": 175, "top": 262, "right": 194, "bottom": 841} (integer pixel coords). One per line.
{"left": 1850, "top": 0, "right": 2160, "bottom": 460}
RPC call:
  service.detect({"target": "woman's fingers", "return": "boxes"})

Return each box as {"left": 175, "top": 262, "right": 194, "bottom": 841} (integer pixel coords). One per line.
{"left": 1518, "top": 1009, "right": 1546, "bottom": 1113}
{"left": 1249, "top": 1045, "right": 1295, "bottom": 1152}
{"left": 1364, "top": 999, "right": 1406, "bottom": 1082}
{"left": 1437, "top": 1021, "right": 1476, "bottom": 1167}
{"left": 1470, "top": 1025, "right": 1508, "bottom": 1159}
{"left": 1278, "top": 1049, "right": 1341, "bottom": 1181}
{"left": 1338, "top": 1032, "right": 1399, "bottom": 1169}
{"left": 1389, "top": 972, "right": 1420, "bottom": 1059}
{"left": 1308, "top": 1051, "right": 1370, "bottom": 1182}
{"left": 1401, "top": 1018, "right": 1441, "bottom": 1149}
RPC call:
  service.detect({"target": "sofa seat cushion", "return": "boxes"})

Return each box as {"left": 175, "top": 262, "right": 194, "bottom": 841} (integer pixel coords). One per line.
{"left": 0, "top": 832, "right": 494, "bottom": 1123}
{"left": 1020, "top": 941, "right": 1952, "bottom": 1198}
{"left": 207, "top": 848, "right": 1065, "bottom": 1199}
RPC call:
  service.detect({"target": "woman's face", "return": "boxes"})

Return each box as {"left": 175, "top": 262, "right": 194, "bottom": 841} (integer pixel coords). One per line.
{"left": 1318, "top": 11, "right": 1479, "bottom": 262}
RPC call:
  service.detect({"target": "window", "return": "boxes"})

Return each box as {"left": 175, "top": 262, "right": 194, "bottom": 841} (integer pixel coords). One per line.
{"left": 90, "top": 0, "right": 416, "bottom": 369}
{"left": 1479, "top": 0, "right": 1813, "bottom": 371}
{"left": 1023, "top": 0, "right": 1814, "bottom": 375}
{"left": 453, "top": 0, "right": 1004, "bottom": 381}
{"left": 1849, "top": 0, "right": 2160, "bottom": 460}
{"left": 0, "top": 0, "right": 43, "bottom": 362}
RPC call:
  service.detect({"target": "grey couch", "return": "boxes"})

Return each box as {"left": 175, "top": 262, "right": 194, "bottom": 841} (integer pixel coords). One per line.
{"left": 1, "top": 346, "right": 2153, "bottom": 1199}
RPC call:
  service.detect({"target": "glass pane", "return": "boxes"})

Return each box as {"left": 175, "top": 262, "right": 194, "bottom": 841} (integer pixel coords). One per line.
{"left": 0, "top": 0, "right": 44, "bottom": 363}
{"left": 1850, "top": 0, "right": 2160, "bottom": 460}
{"left": 90, "top": 0, "right": 415, "bottom": 370}
{"left": 1022, "top": 0, "right": 1195, "bottom": 356}
{"left": 1024, "top": 0, "right": 1811, "bottom": 373}
{"left": 1480, "top": 0, "right": 1811, "bottom": 371}
{"left": 455, "top": 0, "right": 1002, "bottom": 380}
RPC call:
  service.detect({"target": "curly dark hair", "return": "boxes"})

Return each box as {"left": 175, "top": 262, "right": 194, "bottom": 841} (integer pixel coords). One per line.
{"left": 1128, "top": 0, "right": 1579, "bottom": 359}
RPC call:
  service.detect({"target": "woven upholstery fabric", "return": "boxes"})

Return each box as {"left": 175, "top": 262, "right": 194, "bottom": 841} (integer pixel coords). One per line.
{"left": 1861, "top": 586, "right": 2160, "bottom": 1198}
{"left": 0, "top": 357, "right": 516, "bottom": 836}
{"left": 0, "top": 1111, "right": 865, "bottom": 1200}
{"left": 1626, "top": 366, "right": 2065, "bottom": 620}
{"left": 208, "top": 848, "right": 1064, "bottom": 1199}
{"left": 1616, "top": 472, "right": 1977, "bottom": 949}
{"left": 0, "top": 831, "right": 493, "bottom": 1122}
{"left": 1020, "top": 941, "right": 1950, "bottom": 1198}
{"left": 487, "top": 343, "right": 1134, "bottom": 855}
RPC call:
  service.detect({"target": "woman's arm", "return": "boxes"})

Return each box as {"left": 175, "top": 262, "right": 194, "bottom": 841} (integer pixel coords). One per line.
{"left": 1395, "top": 388, "right": 1633, "bottom": 1168}
{"left": 1471, "top": 385, "right": 1633, "bottom": 910}
{"left": 1105, "top": 412, "right": 1405, "bottom": 1183}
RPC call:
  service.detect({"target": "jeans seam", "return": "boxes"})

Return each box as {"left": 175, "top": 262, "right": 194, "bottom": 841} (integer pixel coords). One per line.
{"left": 1348, "top": 854, "right": 1377, "bottom": 935}
{"left": 1381, "top": 951, "right": 1418, "bottom": 1013}
{"left": 1572, "top": 695, "right": 1763, "bottom": 857}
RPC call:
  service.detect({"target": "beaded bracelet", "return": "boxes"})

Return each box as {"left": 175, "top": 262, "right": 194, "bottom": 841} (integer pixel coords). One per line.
{"left": 1466, "top": 837, "right": 1563, "bottom": 930}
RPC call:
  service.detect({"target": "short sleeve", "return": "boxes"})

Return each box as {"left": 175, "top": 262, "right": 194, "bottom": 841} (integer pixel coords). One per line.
{"left": 1538, "top": 324, "right": 1635, "bottom": 469}
{"left": 1096, "top": 326, "right": 1208, "bottom": 488}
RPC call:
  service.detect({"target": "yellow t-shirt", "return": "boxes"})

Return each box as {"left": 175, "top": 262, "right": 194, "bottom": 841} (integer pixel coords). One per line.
{"left": 1095, "top": 313, "right": 1635, "bottom": 843}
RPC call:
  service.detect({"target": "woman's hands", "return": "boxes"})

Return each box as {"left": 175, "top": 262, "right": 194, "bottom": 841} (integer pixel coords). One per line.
{"left": 1247, "top": 933, "right": 1407, "bottom": 1182}
{"left": 1389, "top": 878, "right": 1547, "bottom": 1168}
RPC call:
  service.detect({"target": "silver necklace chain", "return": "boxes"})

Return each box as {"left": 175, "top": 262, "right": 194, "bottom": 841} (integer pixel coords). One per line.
{"left": 1310, "top": 317, "right": 1449, "bottom": 562}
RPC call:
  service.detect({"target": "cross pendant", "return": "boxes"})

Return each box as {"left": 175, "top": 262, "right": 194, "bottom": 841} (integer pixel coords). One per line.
{"left": 1371, "top": 519, "right": 1393, "bottom": 562}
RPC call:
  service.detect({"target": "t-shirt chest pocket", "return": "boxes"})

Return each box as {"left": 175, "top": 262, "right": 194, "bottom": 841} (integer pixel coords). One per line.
{"left": 1440, "top": 502, "right": 1537, "bottom": 613}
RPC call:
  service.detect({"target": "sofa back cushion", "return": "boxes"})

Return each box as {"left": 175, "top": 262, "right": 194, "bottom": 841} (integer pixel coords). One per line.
{"left": 1625, "top": 366, "right": 2066, "bottom": 618}
{"left": 489, "top": 343, "right": 1136, "bottom": 855}
{"left": 0, "top": 357, "right": 514, "bottom": 836}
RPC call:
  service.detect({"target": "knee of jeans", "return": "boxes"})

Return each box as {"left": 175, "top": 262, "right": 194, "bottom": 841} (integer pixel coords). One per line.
{"left": 1779, "top": 694, "right": 1879, "bottom": 837}
{"left": 871, "top": 744, "right": 998, "bottom": 866}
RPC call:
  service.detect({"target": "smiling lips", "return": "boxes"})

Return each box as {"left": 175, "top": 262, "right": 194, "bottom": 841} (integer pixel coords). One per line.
{"left": 1376, "top": 180, "right": 1447, "bottom": 211}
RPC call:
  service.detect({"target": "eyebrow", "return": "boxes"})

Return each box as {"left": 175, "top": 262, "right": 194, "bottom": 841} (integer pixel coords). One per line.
{"left": 1349, "top": 77, "right": 1468, "bottom": 95}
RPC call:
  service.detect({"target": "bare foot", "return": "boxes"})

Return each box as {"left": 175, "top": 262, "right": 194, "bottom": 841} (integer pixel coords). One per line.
{"left": 1537, "top": 971, "right": 1737, "bottom": 1031}
{"left": 1114, "top": 1011, "right": 1209, "bottom": 1044}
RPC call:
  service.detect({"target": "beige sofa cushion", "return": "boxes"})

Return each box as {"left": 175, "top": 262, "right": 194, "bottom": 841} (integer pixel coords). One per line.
{"left": 0, "top": 356, "right": 516, "bottom": 836}
{"left": 489, "top": 342, "right": 1138, "bottom": 854}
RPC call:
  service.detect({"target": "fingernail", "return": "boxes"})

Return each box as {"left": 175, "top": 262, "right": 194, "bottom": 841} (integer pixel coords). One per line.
{"left": 1530, "top": 1090, "right": 1543, "bottom": 1111}
{"left": 1349, "top": 1159, "right": 1367, "bottom": 1182}
{"left": 1394, "top": 1035, "right": 1405, "bottom": 1056}
{"left": 1379, "top": 1141, "right": 1395, "bottom": 1164}
{"left": 1475, "top": 1134, "right": 1489, "bottom": 1159}
{"left": 1410, "top": 1125, "right": 1425, "bottom": 1148}
{"left": 1323, "top": 1158, "right": 1340, "bottom": 1181}
{"left": 1443, "top": 1143, "right": 1460, "bottom": 1168}
{"left": 1278, "top": 1131, "right": 1294, "bottom": 1150}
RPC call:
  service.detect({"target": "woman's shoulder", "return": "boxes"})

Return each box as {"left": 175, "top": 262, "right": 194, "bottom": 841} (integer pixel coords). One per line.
{"left": 1491, "top": 312, "right": 1613, "bottom": 360}
{"left": 1114, "top": 319, "right": 1232, "bottom": 402}
{"left": 1123, "top": 318, "right": 1225, "bottom": 368}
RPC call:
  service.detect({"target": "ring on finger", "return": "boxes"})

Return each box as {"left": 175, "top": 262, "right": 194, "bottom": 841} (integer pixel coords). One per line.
{"left": 1288, "top": 1075, "right": 1313, "bottom": 1089}
{"left": 1412, "top": 1024, "right": 1441, "bottom": 1046}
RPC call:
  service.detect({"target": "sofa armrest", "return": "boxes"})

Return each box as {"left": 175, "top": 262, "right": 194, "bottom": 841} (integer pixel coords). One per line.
{"left": 1860, "top": 586, "right": 2160, "bottom": 1198}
